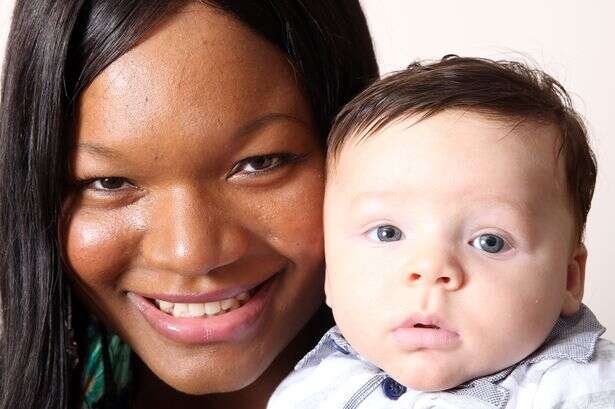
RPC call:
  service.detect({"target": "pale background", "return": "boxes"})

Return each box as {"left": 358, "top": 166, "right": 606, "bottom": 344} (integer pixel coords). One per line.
{"left": 1, "top": 1, "right": 613, "bottom": 340}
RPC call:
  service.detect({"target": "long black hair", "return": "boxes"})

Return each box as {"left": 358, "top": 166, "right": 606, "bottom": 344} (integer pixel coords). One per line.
{"left": 0, "top": 1, "right": 378, "bottom": 408}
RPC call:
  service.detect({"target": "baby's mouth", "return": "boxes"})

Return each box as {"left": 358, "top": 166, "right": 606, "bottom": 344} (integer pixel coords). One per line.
{"left": 395, "top": 312, "right": 455, "bottom": 333}
{"left": 392, "top": 313, "right": 461, "bottom": 350}
{"left": 145, "top": 285, "right": 261, "bottom": 318}
{"left": 414, "top": 323, "right": 440, "bottom": 330}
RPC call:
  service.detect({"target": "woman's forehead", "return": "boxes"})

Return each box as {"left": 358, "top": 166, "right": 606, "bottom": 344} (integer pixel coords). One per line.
{"left": 75, "top": 3, "right": 310, "bottom": 148}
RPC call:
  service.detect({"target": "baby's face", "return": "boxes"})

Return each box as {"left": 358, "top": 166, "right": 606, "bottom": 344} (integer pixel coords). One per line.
{"left": 324, "top": 110, "right": 586, "bottom": 391}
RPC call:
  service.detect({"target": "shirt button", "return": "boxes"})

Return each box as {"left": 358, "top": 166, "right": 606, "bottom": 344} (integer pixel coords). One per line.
{"left": 382, "top": 376, "right": 407, "bottom": 400}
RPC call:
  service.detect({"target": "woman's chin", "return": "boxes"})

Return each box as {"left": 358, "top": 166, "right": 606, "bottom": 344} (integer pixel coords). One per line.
{"left": 163, "top": 374, "right": 257, "bottom": 396}
{"left": 142, "top": 351, "right": 272, "bottom": 396}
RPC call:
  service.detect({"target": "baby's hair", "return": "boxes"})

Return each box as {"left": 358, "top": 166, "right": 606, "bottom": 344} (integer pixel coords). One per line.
{"left": 327, "top": 55, "right": 597, "bottom": 242}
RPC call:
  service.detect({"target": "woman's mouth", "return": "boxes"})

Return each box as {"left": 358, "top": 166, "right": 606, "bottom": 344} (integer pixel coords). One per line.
{"left": 127, "top": 273, "right": 278, "bottom": 345}
{"left": 152, "top": 289, "right": 252, "bottom": 318}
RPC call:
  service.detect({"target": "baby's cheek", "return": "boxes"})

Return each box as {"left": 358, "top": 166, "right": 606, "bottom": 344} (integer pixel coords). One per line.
{"left": 63, "top": 213, "right": 137, "bottom": 286}
{"left": 472, "top": 275, "right": 561, "bottom": 366}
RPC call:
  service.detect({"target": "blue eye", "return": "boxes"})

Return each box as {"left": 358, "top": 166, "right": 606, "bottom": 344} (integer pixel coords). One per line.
{"left": 367, "top": 225, "right": 404, "bottom": 242}
{"left": 470, "top": 234, "right": 507, "bottom": 253}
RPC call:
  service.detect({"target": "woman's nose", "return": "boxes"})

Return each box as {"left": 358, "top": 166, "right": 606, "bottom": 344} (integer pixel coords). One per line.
{"left": 140, "top": 188, "right": 249, "bottom": 276}
{"left": 405, "top": 246, "right": 464, "bottom": 291}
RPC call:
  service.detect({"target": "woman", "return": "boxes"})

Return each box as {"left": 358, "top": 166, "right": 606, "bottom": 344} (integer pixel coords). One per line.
{"left": 0, "top": 1, "right": 378, "bottom": 408}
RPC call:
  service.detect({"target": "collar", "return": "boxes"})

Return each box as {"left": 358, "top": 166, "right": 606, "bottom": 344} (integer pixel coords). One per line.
{"left": 299, "top": 304, "right": 604, "bottom": 408}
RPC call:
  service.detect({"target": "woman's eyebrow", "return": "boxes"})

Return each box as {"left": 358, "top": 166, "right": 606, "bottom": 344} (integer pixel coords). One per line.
{"left": 73, "top": 113, "right": 308, "bottom": 157}
{"left": 73, "top": 142, "right": 122, "bottom": 159}
{"left": 233, "top": 112, "right": 309, "bottom": 139}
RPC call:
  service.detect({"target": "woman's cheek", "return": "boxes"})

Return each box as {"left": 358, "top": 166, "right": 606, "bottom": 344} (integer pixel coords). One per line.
{"left": 63, "top": 211, "right": 138, "bottom": 287}
{"left": 270, "top": 165, "right": 325, "bottom": 263}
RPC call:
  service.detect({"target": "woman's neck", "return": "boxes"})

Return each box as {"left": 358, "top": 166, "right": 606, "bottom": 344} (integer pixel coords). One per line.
{"left": 132, "top": 305, "right": 332, "bottom": 409}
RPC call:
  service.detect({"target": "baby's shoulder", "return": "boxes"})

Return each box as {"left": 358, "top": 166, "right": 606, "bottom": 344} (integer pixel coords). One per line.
{"left": 528, "top": 338, "right": 615, "bottom": 408}
{"left": 539, "top": 338, "right": 615, "bottom": 380}
{"left": 268, "top": 328, "right": 383, "bottom": 409}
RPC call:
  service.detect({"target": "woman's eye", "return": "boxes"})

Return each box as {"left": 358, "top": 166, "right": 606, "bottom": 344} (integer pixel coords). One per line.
{"left": 367, "top": 225, "right": 404, "bottom": 242}
{"left": 242, "top": 156, "right": 282, "bottom": 172}
{"left": 470, "top": 233, "right": 509, "bottom": 254}
{"left": 90, "top": 177, "right": 132, "bottom": 191}
{"left": 229, "top": 153, "right": 299, "bottom": 177}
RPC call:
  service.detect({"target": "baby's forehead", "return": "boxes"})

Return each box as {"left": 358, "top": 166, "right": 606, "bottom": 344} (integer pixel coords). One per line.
{"left": 328, "top": 110, "right": 565, "bottom": 173}
{"left": 326, "top": 110, "right": 570, "bottom": 209}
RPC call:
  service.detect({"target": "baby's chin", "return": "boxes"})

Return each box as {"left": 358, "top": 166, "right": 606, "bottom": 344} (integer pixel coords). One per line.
{"left": 380, "top": 355, "right": 474, "bottom": 392}
{"left": 388, "top": 369, "right": 467, "bottom": 392}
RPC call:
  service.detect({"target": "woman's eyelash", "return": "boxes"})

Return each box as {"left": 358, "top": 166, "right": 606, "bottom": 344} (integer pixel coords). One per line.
{"left": 70, "top": 176, "right": 132, "bottom": 191}
{"left": 229, "top": 152, "right": 307, "bottom": 177}
{"left": 69, "top": 176, "right": 99, "bottom": 189}
{"left": 70, "top": 153, "right": 307, "bottom": 188}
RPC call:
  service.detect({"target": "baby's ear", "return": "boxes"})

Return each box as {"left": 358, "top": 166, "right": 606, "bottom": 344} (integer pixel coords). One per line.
{"left": 561, "top": 243, "right": 587, "bottom": 316}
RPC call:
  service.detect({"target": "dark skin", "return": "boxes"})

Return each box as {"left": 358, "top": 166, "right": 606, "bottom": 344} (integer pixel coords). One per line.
{"left": 63, "top": 4, "right": 328, "bottom": 408}
{"left": 132, "top": 305, "right": 331, "bottom": 408}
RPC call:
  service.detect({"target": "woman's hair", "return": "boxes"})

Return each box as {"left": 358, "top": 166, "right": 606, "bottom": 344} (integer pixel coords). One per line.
{"left": 0, "top": 1, "right": 378, "bottom": 408}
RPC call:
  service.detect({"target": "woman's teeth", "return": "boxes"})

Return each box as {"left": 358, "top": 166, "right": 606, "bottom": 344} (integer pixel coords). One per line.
{"left": 155, "top": 291, "right": 251, "bottom": 318}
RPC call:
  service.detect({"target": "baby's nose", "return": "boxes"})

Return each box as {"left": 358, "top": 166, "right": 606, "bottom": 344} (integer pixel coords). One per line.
{"left": 404, "top": 245, "right": 465, "bottom": 290}
{"left": 407, "top": 269, "right": 463, "bottom": 291}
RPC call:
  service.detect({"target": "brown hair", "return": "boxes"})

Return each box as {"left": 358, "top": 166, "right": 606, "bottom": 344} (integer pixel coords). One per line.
{"left": 327, "top": 55, "right": 597, "bottom": 242}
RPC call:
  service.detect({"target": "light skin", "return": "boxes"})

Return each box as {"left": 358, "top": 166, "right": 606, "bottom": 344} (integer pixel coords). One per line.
{"left": 324, "top": 110, "right": 587, "bottom": 391}
{"left": 62, "top": 4, "right": 326, "bottom": 408}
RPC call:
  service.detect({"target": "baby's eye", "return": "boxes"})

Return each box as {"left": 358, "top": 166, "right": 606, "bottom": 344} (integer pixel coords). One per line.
{"left": 90, "top": 177, "right": 132, "bottom": 191}
{"left": 367, "top": 225, "right": 404, "bottom": 242}
{"left": 470, "top": 233, "right": 509, "bottom": 254}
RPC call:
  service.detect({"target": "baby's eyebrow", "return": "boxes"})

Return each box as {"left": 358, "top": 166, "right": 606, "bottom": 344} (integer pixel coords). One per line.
{"left": 347, "top": 191, "right": 403, "bottom": 219}
{"left": 347, "top": 191, "right": 537, "bottom": 217}
{"left": 461, "top": 195, "right": 537, "bottom": 216}
{"left": 350, "top": 190, "right": 399, "bottom": 204}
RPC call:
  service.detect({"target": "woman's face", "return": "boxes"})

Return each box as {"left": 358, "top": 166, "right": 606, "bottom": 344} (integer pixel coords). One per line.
{"left": 63, "top": 4, "right": 325, "bottom": 394}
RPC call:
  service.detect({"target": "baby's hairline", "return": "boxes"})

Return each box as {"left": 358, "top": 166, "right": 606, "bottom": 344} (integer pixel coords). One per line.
{"left": 326, "top": 107, "right": 560, "bottom": 167}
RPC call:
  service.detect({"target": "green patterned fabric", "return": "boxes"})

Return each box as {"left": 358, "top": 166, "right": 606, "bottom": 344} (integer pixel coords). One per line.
{"left": 80, "top": 322, "right": 133, "bottom": 409}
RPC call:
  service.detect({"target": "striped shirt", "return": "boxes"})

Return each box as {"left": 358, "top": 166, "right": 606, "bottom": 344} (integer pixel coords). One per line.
{"left": 268, "top": 305, "right": 615, "bottom": 408}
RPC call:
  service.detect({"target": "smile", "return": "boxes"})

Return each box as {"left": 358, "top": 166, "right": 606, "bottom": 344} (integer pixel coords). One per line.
{"left": 152, "top": 291, "right": 252, "bottom": 318}
{"left": 127, "top": 271, "right": 281, "bottom": 344}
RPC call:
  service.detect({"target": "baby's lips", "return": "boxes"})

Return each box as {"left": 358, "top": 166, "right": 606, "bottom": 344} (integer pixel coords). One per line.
{"left": 394, "top": 312, "right": 457, "bottom": 333}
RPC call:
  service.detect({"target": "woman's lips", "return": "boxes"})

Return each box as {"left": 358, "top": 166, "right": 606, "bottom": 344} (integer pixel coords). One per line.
{"left": 127, "top": 275, "right": 276, "bottom": 345}
{"left": 392, "top": 313, "right": 461, "bottom": 350}
{"left": 136, "top": 276, "right": 269, "bottom": 304}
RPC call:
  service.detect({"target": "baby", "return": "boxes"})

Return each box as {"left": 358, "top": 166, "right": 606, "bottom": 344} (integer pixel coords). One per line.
{"left": 269, "top": 57, "right": 615, "bottom": 408}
